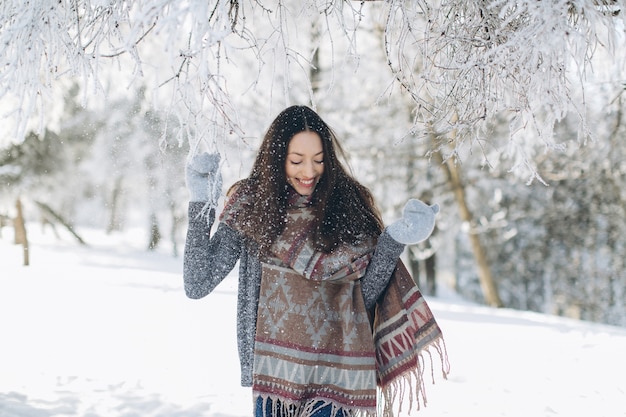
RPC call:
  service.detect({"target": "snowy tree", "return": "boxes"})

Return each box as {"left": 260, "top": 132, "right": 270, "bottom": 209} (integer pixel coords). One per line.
{"left": 386, "top": 0, "right": 625, "bottom": 177}
{"left": 1, "top": 0, "right": 625, "bottom": 325}
{"left": 140, "top": 108, "right": 189, "bottom": 255}
{"left": 0, "top": 84, "right": 98, "bottom": 229}
{"left": 447, "top": 65, "right": 626, "bottom": 326}
{"left": 75, "top": 84, "right": 191, "bottom": 252}
{"left": 1, "top": 0, "right": 624, "bottom": 174}
{"left": 0, "top": 84, "right": 98, "bottom": 263}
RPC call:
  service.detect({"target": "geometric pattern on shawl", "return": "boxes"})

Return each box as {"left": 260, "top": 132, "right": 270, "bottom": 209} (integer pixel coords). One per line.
{"left": 373, "top": 261, "right": 450, "bottom": 416}
{"left": 252, "top": 196, "right": 379, "bottom": 417}
{"left": 253, "top": 264, "right": 378, "bottom": 417}
{"left": 221, "top": 188, "right": 449, "bottom": 416}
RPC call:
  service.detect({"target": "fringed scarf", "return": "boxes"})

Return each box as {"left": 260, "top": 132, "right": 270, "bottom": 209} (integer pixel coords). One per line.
{"left": 222, "top": 189, "right": 449, "bottom": 417}
{"left": 374, "top": 261, "right": 450, "bottom": 416}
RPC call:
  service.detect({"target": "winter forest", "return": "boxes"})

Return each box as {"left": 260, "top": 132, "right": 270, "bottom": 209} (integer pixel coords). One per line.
{"left": 2, "top": 0, "right": 626, "bottom": 329}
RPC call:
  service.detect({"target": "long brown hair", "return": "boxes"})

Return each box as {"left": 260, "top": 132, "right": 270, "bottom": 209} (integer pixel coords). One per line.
{"left": 233, "top": 105, "right": 383, "bottom": 253}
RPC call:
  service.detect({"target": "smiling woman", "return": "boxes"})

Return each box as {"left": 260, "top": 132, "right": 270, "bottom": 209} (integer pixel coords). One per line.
{"left": 183, "top": 105, "right": 448, "bottom": 417}
{"left": 217, "top": 105, "right": 386, "bottom": 255}
{"left": 285, "top": 131, "right": 324, "bottom": 196}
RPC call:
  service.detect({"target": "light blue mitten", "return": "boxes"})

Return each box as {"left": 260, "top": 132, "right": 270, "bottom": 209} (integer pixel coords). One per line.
{"left": 387, "top": 199, "right": 439, "bottom": 245}
{"left": 185, "top": 152, "right": 222, "bottom": 205}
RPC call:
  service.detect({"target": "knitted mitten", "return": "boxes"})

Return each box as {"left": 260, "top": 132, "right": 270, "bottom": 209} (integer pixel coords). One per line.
{"left": 185, "top": 152, "right": 222, "bottom": 205}
{"left": 387, "top": 199, "right": 439, "bottom": 245}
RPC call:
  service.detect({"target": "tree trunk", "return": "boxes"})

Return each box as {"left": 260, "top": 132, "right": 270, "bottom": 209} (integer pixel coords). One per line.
{"left": 433, "top": 146, "right": 503, "bottom": 307}
{"left": 35, "top": 201, "right": 86, "bottom": 245}
{"left": 407, "top": 246, "right": 421, "bottom": 287}
{"left": 438, "top": 153, "right": 503, "bottom": 307}
{"left": 310, "top": 16, "right": 322, "bottom": 97}
{"left": 107, "top": 176, "right": 123, "bottom": 233}
{"left": 424, "top": 250, "right": 437, "bottom": 296}
{"left": 147, "top": 212, "right": 161, "bottom": 251}
{"left": 14, "top": 198, "right": 29, "bottom": 266}
{"left": 169, "top": 201, "right": 181, "bottom": 257}
{"left": 0, "top": 213, "right": 6, "bottom": 238}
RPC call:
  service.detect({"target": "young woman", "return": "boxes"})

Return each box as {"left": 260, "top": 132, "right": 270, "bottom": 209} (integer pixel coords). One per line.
{"left": 184, "top": 105, "right": 448, "bottom": 417}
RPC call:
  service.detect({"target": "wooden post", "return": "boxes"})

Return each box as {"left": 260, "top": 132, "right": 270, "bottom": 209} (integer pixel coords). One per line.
{"left": 14, "top": 198, "right": 29, "bottom": 266}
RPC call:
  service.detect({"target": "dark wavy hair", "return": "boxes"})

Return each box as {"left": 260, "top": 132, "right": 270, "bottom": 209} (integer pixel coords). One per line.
{"left": 233, "top": 105, "right": 383, "bottom": 254}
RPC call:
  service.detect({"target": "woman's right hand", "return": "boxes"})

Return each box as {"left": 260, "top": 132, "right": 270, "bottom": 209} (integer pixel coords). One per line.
{"left": 186, "top": 152, "right": 221, "bottom": 203}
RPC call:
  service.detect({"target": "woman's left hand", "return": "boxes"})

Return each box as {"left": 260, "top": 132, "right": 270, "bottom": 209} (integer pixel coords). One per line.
{"left": 386, "top": 199, "right": 439, "bottom": 245}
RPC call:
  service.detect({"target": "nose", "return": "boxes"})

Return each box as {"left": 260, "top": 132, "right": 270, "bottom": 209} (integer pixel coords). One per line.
{"left": 302, "top": 161, "right": 316, "bottom": 178}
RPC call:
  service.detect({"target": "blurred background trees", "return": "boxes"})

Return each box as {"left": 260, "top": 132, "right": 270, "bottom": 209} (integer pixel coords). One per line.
{"left": 1, "top": 0, "right": 625, "bottom": 326}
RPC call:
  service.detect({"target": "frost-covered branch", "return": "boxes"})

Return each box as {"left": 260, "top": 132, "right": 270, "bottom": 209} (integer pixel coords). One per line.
{"left": 0, "top": 0, "right": 249, "bottom": 149}
{"left": 0, "top": 0, "right": 363, "bottom": 152}
{"left": 1, "top": 0, "right": 623, "bottom": 173}
{"left": 383, "top": 0, "right": 624, "bottom": 175}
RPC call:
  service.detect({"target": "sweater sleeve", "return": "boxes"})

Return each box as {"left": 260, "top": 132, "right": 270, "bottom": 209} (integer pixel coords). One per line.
{"left": 183, "top": 202, "right": 243, "bottom": 299}
{"left": 360, "top": 229, "right": 405, "bottom": 310}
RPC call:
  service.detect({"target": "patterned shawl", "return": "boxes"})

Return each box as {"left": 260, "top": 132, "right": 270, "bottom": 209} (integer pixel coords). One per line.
{"left": 222, "top": 189, "right": 449, "bottom": 417}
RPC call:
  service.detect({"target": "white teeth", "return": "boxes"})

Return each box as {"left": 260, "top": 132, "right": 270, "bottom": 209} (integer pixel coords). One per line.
{"left": 300, "top": 179, "right": 314, "bottom": 185}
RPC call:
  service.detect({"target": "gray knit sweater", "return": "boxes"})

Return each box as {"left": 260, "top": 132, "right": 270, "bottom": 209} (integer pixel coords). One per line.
{"left": 183, "top": 202, "right": 405, "bottom": 387}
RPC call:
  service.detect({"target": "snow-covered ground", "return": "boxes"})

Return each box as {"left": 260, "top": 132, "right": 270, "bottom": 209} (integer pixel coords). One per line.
{"left": 1, "top": 225, "right": 625, "bottom": 417}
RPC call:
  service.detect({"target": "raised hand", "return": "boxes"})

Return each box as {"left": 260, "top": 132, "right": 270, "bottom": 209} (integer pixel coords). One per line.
{"left": 387, "top": 199, "right": 439, "bottom": 245}
{"left": 185, "top": 152, "right": 222, "bottom": 204}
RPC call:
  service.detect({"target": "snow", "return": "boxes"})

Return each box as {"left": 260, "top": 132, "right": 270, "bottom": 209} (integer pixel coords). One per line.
{"left": 1, "top": 226, "right": 626, "bottom": 417}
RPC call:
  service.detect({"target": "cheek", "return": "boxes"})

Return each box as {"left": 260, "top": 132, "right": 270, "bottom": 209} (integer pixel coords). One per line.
{"left": 284, "top": 164, "right": 294, "bottom": 178}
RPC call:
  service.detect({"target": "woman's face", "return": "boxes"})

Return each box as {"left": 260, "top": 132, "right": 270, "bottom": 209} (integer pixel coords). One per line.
{"left": 285, "top": 131, "right": 324, "bottom": 196}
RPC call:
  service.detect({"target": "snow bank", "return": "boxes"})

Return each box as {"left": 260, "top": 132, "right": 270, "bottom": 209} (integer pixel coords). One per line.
{"left": 1, "top": 226, "right": 625, "bottom": 417}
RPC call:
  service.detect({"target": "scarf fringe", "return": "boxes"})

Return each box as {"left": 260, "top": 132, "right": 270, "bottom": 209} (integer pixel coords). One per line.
{"left": 378, "top": 337, "right": 450, "bottom": 417}
{"left": 254, "top": 334, "right": 450, "bottom": 417}
{"left": 255, "top": 395, "right": 378, "bottom": 417}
